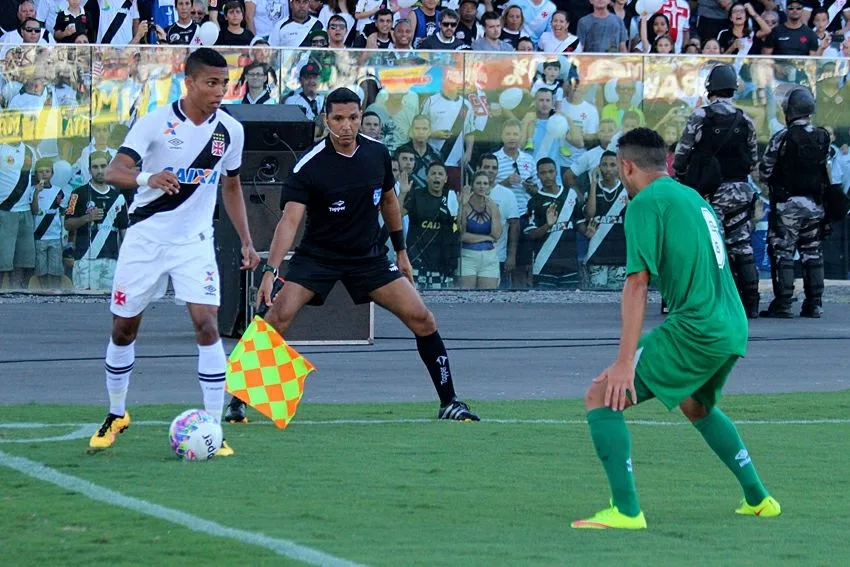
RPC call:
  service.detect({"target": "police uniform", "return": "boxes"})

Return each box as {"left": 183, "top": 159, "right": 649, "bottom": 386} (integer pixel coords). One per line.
{"left": 672, "top": 65, "right": 761, "bottom": 317}
{"left": 759, "top": 87, "right": 829, "bottom": 318}
{"left": 279, "top": 134, "right": 404, "bottom": 304}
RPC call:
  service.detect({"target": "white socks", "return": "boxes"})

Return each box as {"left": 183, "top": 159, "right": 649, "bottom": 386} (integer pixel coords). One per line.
{"left": 105, "top": 339, "right": 135, "bottom": 416}
{"left": 198, "top": 340, "right": 227, "bottom": 424}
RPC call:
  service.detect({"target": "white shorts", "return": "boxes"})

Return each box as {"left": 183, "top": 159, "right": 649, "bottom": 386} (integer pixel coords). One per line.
{"left": 460, "top": 247, "right": 500, "bottom": 279}
{"left": 110, "top": 227, "right": 220, "bottom": 318}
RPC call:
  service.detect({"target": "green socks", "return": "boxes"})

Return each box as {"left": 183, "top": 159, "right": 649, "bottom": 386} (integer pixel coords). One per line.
{"left": 694, "top": 408, "right": 769, "bottom": 506}
{"left": 587, "top": 408, "right": 641, "bottom": 517}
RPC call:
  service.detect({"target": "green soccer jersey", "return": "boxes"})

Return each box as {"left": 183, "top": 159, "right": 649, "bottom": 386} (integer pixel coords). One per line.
{"left": 625, "top": 176, "right": 748, "bottom": 358}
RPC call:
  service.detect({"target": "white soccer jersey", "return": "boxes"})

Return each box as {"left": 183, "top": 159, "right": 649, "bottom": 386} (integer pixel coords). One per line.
{"left": 283, "top": 89, "right": 326, "bottom": 121}
{"left": 507, "top": 0, "right": 556, "bottom": 44}
{"left": 495, "top": 147, "right": 536, "bottom": 215}
{"left": 421, "top": 93, "right": 476, "bottom": 167}
{"left": 269, "top": 16, "right": 323, "bottom": 47}
{"left": 247, "top": 0, "right": 290, "bottom": 38}
{"left": 33, "top": 185, "right": 69, "bottom": 241}
{"left": 117, "top": 100, "right": 244, "bottom": 244}
{"left": 96, "top": 0, "right": 140, "bottom": 46}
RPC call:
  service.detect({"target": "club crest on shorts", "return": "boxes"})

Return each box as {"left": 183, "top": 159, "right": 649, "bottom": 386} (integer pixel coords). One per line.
{"left": 373, "top": 188, "right": 381, "bottom": 206}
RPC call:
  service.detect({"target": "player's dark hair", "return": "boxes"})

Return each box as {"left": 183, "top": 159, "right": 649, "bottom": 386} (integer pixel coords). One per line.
{"left": 328, "top": 14, "right": 348, "bottom": 27}
{"left": 481, "top": 11, "right": 501, "bottom": 24}
{"left": 395, "top": 146, "right": 414, "bottom": 157}
{"left": 439, "top": 8, "right": 459, "bottom": 23}
{"left": 427, "top": 160, "right": 447, "bottom": 173}
{"left": 536, "top": 157, "right": 557, "bottom": 170}
{"left": 375, "top": 7, "right": 393, "bottom": 19}
{"left": 185, "top": 48, "right": 228, "bottom": 78}
{"left": 517, "top": 37, "right": 534, "bottom": 47}
{"left": 363, "top": 110, "right": 381, "bottom": 120}
{"left": 324, "top": 87, "right": 361, "bottom": 114}
{"left": 479, "top": 153, "right": 498, "bottom": 167}
{"left": 543, "top": 60, "right": 561, "bottom": 69}
{"left": 601, "top": 150, "right": 617, "bottom": 160}
{"left": 20, "top": 17, "right": 40, "bottom": 30}
{"left": 617, "top": 128, "right": 668, "bottom": 171}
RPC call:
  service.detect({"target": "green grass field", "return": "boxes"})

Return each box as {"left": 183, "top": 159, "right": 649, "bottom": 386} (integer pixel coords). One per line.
{"left": 2, "top": 392, "right": 849, "bottom": 566}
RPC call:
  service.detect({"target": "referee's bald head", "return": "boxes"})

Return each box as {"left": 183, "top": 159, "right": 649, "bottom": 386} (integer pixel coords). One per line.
{"left": 323, "top": 87, "right": 362, "bottom": 115}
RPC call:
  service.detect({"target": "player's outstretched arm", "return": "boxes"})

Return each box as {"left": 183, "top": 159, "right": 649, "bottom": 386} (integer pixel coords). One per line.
{"left": 595, "top": 270, "right": 649, "bottom": 410}
{"left": 105, "top": 153, "right": 180, "bottom": 194}
{"left": 379, "top": 189, "right": 414, "bottom": 283}
{"left": 220, "top": 175, "right": 259, "bottom": 270}
{"left": 616, "top": 270, "right": 649, "bottom": 364}
{"left": 258, "top": 201, "right": 306, "bottom": 306}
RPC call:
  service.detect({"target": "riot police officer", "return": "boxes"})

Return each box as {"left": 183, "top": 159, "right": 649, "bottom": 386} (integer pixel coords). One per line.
{"left": 673, "top": 64, "right": 761, "bottom": 318}
{"left": 759, "top": 87, "right": 829, "bottom": 318}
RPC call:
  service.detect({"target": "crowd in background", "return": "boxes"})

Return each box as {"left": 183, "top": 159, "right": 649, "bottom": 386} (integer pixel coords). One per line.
{"left": 0, "top": 0, "right": 849, "bottom": 292}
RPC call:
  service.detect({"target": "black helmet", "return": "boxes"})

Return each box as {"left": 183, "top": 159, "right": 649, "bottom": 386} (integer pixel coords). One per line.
{"left": 705, "top": 64, "right": 738, "bottom": 94}
{"left": 782, "top": 87, "right": 816, "bottom": 122}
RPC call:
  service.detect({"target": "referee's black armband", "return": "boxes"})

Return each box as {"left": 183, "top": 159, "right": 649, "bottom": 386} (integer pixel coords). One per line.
{"left": 390, "top": 229, "right": 405, "bottom": 252}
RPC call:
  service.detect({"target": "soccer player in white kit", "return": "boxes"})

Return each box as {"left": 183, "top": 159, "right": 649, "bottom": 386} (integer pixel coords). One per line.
{"left": 88, "top": 48, "right": 260, "bottom": 456}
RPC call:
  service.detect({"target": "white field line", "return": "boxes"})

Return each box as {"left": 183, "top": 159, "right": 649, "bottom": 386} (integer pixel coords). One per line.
{"left": 2, "top": 417, "right": 850, "bottom": 432}
{"left": 0, "top": 450, "right": 365, "bottom": 567}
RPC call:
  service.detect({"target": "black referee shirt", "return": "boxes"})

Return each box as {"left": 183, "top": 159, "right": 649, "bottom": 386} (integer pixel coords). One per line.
{"left": 280, "top": 134, "right": 395, "bottom": 260}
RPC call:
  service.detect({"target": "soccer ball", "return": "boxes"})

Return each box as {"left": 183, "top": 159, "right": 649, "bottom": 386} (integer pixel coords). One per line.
{"left": 168, "top": 409, "right": 223, "bottom": 461}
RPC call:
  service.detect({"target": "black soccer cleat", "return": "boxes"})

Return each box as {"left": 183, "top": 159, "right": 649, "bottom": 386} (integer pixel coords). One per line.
{"left": 224, "top": 396, "right": 248, "bottom": 423}
{"left": 800, "top": 304, "right": 823, "bottom": 318}
{"left": 438, "top": 399, "right": 480, "bottom": 421}
{"left": 759, "top": 308, "right": 794, "bottom": 319}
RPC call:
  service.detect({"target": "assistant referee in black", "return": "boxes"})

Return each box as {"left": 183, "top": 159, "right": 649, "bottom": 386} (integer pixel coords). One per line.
{"left": 254, "top": 87, "right": 478, "bottom": 422}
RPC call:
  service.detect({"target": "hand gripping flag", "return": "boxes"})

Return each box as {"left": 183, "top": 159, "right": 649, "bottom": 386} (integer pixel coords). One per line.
{"left": 226, "top": 316, "right": 316, "bottom": 429}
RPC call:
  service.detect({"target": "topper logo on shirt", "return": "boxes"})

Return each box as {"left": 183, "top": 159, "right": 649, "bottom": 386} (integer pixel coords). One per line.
{"left": 165, "top": 166, "right": 219, "bottom": 185}
{"left": 164, "top": 121, "right": 181, "bottom": 135}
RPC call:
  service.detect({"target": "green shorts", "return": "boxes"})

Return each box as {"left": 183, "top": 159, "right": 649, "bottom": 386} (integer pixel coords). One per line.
{"left": 633, "top": 326, "right": 739, "bottom": 411}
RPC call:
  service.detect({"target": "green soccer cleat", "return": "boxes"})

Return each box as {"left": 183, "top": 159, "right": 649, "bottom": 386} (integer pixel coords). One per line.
{"left": 571, "top": 505, "right": 647, "bottom": 530}
{"left": 735, "top": 496, "right": 781, "bottom": 517}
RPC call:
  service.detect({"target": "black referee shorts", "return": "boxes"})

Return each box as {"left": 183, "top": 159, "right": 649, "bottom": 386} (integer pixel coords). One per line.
{"left": 284, "top": 253, "right": 405, "bottom": 306}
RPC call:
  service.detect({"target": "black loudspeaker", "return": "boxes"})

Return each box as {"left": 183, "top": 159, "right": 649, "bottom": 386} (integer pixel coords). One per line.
{"left": 223, "top": 105, "right": 315, "bottom": 185}
{"left": 222, "top": 105, "right": 315, "bottom": 152}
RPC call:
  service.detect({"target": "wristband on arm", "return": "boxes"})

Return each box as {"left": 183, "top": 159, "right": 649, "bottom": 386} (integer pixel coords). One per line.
{"left": 136, "top": 172, "right": 152, "bottom": 187}
{"left": 390, "top": 229, "right": 406, "bottom": 252}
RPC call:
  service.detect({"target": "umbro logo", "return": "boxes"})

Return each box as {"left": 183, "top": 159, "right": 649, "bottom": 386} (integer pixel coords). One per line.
{"left": 168, "top": 138, "right": 183, "bottom": 148}
{"left": 735, "top": 449, "right": 752, "bottom": 468}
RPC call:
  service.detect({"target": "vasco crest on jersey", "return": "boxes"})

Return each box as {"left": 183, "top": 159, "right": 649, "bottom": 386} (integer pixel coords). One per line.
{"left": 373, "top": 188, "right": 382, "bottom": 206}
{"left": 211, "top": 133, "right": 226, "bottom": 157}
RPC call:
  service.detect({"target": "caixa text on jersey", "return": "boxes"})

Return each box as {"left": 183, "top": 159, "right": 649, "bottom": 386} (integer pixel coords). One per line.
{"left": 164, "top": 167, "right": 219, "bottom": 185}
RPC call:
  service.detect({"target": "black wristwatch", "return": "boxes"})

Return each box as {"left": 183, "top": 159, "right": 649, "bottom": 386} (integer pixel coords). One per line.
{"left": 261, "top": 264, "right": 279, "bottom": 278}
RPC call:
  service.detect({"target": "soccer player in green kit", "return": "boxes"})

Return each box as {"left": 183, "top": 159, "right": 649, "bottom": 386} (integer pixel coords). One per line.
{"left": 571, "top": 129, "right": 781, "bottom": 530}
